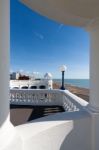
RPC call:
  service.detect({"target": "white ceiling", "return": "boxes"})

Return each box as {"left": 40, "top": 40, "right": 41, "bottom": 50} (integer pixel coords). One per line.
{"left": 20, "top": 0, "right": 99, "bottom": 27}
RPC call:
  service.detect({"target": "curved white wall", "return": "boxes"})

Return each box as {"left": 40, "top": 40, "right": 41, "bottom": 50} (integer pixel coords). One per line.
{"left": 16, "top": 111, "right": 91, "bottom": 150}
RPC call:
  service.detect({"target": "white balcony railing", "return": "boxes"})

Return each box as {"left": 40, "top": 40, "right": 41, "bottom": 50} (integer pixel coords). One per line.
{"left": 10, "top": 89, "right": 88, "bottom": 112}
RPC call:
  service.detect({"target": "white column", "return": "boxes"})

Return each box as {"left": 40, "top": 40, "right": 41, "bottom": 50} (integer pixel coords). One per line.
{"left": 88, "top": 20, "right": 99, "bottom": 112}
{"left": 87, "top": 19, "right": 99, "bottom": 150}
{"left": 0, "top": 1, "right": 22, "bottom": 149}
{"left": 0, "top": 0, "right": 9, "bottom": 126}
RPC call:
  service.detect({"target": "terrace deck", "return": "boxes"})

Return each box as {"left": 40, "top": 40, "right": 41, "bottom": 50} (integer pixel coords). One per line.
{"left": 10, "top": 105, "right": 64, "bottom": 126}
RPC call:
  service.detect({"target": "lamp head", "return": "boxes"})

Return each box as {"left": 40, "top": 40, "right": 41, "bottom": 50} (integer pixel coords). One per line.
{"left": 59, "top": 65, "right": 67, "bottom": 72}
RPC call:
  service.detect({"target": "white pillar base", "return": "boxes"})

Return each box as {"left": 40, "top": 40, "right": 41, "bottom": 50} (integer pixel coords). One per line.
{"left": 0, "top": 115, "right": 22, "bottom": 150}
{"left": 87, "top": 104, "right": 99, "bottom": 113}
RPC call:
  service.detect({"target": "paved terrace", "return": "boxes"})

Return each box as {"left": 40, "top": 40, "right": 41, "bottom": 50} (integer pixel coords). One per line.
{"left": 10, "top": 105, "right": 64, "bottom": 126}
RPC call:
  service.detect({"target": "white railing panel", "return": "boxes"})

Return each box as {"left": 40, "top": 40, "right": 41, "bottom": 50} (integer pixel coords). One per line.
{"left": 10, "top": 89, "right": 88, "bottom": 112}
{"left": 10, "top": 89, "right": 62, "bottom": 106}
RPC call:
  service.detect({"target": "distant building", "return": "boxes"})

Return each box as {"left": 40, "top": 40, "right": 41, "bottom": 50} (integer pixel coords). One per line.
{"left": 10, "top": 72, "right": 20, "bottom": 80}
{"left": 18, "top": 75, "right": 29, "bottom": 80}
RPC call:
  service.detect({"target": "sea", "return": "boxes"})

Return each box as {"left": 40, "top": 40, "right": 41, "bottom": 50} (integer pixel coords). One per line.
{"left": 53, "top": 79, "right": 89, "bottom": 89}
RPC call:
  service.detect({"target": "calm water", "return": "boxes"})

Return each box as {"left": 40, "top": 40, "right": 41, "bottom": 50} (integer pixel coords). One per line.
{"left": 53, "top": 79, "right": 89, "bottom": 89}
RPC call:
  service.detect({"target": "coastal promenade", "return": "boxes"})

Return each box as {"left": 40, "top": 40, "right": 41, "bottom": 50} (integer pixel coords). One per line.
{"left": 53, "top": 82, "right": 89, "bottom": 102}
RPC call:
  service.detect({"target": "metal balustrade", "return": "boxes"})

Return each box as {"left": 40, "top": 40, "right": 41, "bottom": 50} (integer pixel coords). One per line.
{"left": 10, "top": 89, "right": 88, "bottom": 112}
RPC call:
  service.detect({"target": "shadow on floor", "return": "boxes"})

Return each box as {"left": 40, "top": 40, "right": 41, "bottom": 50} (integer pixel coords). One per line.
{"left": 10, "top": 105, "right": 64, "bottom": 126}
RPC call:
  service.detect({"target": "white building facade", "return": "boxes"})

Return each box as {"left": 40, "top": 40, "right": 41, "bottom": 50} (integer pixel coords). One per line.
{"left": 10, "top": 79, "right": 53, "bottom": 89}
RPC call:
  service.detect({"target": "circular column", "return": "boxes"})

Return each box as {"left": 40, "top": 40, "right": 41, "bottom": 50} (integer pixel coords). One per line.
{"left": 87, "top": 19, "right": 99, "bottom": 112}
{"left": 0, "top": 1, "right": 22, "bottom": 149}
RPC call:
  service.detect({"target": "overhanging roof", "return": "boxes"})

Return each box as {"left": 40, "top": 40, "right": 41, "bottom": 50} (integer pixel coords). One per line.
{"left": 20, "top": 0, "right": 99, "bottom": 27}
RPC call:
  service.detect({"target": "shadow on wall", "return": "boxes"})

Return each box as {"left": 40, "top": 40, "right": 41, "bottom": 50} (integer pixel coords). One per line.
{"left": 60, "top": 117, "right": 91, "bottom": 150}
{"left": 39, "top": 85, "right": 46, "bottom": 89}
{"left": 30, "top": 86, "right": 37, "bottom": 89}
{"left": 21, "top": 86, "right": 28, "bottom": 89}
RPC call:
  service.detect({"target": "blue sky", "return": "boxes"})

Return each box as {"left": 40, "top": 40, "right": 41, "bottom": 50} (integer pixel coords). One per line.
{"left": 10, "top": 0, "right": 89, "bottom": 79}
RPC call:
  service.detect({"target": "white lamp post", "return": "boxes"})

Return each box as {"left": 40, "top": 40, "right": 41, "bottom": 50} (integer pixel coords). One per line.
{"left": 59, "top": 65, "right": 67, "bottom": 90}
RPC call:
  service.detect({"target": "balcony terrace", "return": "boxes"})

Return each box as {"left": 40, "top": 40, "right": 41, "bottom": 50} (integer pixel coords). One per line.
{"left": 0, "top": 0, "right": 99, "bottom": 150}
{"left": 10, "top": 89, "right": 86, "bottom": 126}
{"left": 9, "top": 89, "right": 91, "bottom": 150}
